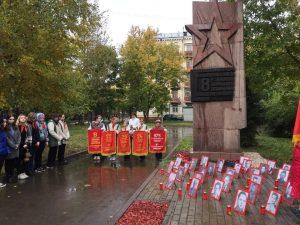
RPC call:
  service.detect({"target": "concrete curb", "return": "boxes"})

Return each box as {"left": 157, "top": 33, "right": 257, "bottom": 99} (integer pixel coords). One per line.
{"left": 106, "top": 141, "right": 181, "bottom": 225}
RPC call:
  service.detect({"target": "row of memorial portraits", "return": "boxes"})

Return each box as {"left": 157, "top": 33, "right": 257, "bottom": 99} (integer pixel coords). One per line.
{"left": 164, "top": 155, "right": 293, "bottom": 216}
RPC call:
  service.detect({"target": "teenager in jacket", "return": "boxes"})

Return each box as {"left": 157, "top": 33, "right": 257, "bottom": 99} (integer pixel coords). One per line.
{"left": 5, "top": 114, "right": 21, "bottom": 183}
{"left": 27, "top": 112, "right": 40, "bottom": 175}
{"left": 35, "top": 113, "right": 48, "bottom": 173}
{"left": 0, "top": 116, "right": 8, "bottom": 188}
{"left": 58, "top": 114, "right": 70, "bottom": 165}
{"left": 16, "top": 114, "right": 32, "bottom": 179}
{"left": 47, "top": 114, "right": 64, "bottom": 168}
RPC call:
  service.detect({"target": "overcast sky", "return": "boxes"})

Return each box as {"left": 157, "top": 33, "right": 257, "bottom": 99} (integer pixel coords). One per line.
{"left": 96, "top": 0, "right": 197, "bottom": 48}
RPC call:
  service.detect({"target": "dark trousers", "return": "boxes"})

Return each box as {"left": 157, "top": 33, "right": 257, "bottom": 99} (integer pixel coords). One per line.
{"left": 0, "top": 155, "right": 5, "bottom": 180}
{"left": 155, "top": 153, "right": 162, "bottom": 161}
{"left": 27, "top": 147, "right": 35, "bottom": 175}
{"left": 18, "top": 147, "right": 28, "bottom": 174}
{"left": 35, "top": 141, "right": 46, "bottom": 169}
{"left": 47, "top": 146, "right": 59, "bottom": 167}
{"left": 5, "top": 157, "right": 18, "bottom": 181}
{"left": 58, "top": 144, "right": 66, "bottom": 162}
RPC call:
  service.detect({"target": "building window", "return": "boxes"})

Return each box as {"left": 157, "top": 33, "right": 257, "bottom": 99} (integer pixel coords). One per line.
{"left": 172, "top": 106, "right": 178, "bottom": 113}
{"left": 172, "top": 90, "right": 178, "bottom": 98}
{"left": 184, "top": 44, "right": 192, "bottom": 52}
{"left": 186, "top": 60, "right": 192, "bottom": 69}
{"left": 184, "top": 88, "right": 191, "bottom": 97}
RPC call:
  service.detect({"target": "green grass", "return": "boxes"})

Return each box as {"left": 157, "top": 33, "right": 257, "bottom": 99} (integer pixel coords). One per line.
{"left": 65, "top": 124, "right": 88, "bottom": 155}
{"left": 160, "top": 136, "right": 193, "bottom": 166}
{"left": 242, "top": 134, "right": 293, "bottom": 167}
{"left": 148, "top": 121, "right": 192, "bottom": 127}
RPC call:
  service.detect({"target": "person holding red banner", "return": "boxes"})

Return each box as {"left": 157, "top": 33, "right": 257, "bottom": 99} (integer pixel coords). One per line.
{"left": 108, "top": 117, "right": 120, "bottom": 133}
{"left": 120, "top": 119, "right": 131, "bottom": 161}
{"left": 150, "top": 119, "right": 166, "bottom": 161}
{"left": 137, "top": 118, "right": 148, "bottom": 161}
{"left": 291, "top": 100, "right": 300, "bottom": 212}
{"left": 91, "top": 115, "right": 106, "bottom": 162}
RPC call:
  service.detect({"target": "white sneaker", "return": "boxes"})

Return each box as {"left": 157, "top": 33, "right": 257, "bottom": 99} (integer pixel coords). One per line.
{"left": 18, "top": 173, "right": 28, "bottom": 180}
{"left": 97, "top": 156, "right": 101, "bottom": 160}
{"left": 0, "top": 182, "right": 6, "bottom": 188}
{"left": 23, "top": 173, "right": 29, "bottom": 179}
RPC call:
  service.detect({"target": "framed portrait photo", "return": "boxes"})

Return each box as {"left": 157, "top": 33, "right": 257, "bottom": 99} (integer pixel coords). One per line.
{"left": 282, "top": 163, "right": 291, "bottom": 171}
{"left": 167, "top": 160, "right": 175, "bottom": 174}
{"left": 193, "top": 172, "right": 205, "bottom": 184}
{"left": 276, "top": 169, "right": 289, "bottom": 185}
{"left": 233, "top": 189, "right": 249, "bottom": 216}
{"left": 206, "top": 162, "right": 216, "bottom": 178}
{"left": 251, "top": 174, "right": 263, "bottom": 185}
{"left": 183, "top": 161, "right": 190, "bottom": 176}
{"left": 248, "top": 167, "right": 260, "bottom": 177}
{"left": 216, "top": 159, "right": 225, "bottom": 173}
{"left": 225, "top": 167, "right": 235, "bottom": 176}
{"left": 165, "top": 171, "right": 177, "bottom": 190}
{"left": 259, "top": 163, "right": 269, "bottom": 177}
{"left": 222, "top": 174, "right": 233, "bottom": 193}
{"left": 188, "top": 178, "right": 201, "bottom": 198}
{"left": 242, "top": 159, "right": 253, "bottom": 173}
{"left": 175, "top": 166, "right": 185, "bottom": 182}
{"left": 265, "top": 190, "right": 282, "bottom": 216}
{"left": 248, "top": 181, "right": 261, "bottom": 205}
{"left": 267, "top": 160, "right": 276, "bottom": 175}
{"left": 284, "top": 182, "right": 294, "bottom": 205}
{"left": 198, "top": 166, "right": 207, "bottom": 175}
{"left": 239, "top": 156, "right": 249, "bottom": 165}
{"left": 189, "top": 158, "right": 198, "bottom": 173}
{"left": 210, "top": 179, "right": 224, "bottom": 200}
{"left": 234, "top": 163, "right": 242, "bottom": 178}
{"left": 200, "top": 156, "right": 209, "bottom": 168}
{"left": 173, "top": 157, "right": 182, "bottom": 170}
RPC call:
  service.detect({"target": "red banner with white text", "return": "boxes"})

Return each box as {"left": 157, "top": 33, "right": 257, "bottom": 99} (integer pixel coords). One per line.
{"left": 87, "top": 129, "right": 102, "bottom": 154}
{"left": 149, "top": 129, "right": 166, "bottom": 153}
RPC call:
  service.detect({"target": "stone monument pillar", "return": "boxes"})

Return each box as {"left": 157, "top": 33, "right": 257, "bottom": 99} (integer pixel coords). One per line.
{"left": 185, "top": 0, "right": 246, "bottom": 160}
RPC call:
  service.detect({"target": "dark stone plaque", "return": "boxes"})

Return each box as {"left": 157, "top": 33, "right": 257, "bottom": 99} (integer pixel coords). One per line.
{"left": 191, "top": 68, "right": 235, "bottom": 102}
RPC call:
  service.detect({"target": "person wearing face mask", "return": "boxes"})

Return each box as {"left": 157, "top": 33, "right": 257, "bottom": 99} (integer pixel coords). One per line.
{"left": 5, "top": 114, "right": 21, "bottom": 183}
{"left": 0, "top": 116, "right": 9, "bottom": 188}
{"left": 35, "top": 112, "right": 48, "bottom": 173}
{"left": 16, "top": 114, "right": 32, "bottom": 179}
{"left": 47, "top": 114, "right": 64, "bottom": 168}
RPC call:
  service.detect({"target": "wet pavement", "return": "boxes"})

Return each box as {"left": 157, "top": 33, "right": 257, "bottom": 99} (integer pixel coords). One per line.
{"left": 0, "top": 126, "right": 192, "bottom": 225}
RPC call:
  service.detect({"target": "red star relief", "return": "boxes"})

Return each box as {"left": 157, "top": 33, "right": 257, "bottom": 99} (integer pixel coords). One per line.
{"left": 185, "top": 1, "right": 240, "bottom": 67}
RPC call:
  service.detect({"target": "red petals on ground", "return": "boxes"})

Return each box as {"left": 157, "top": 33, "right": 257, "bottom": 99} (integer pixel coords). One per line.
{"left": 116, "top": 201, "right": 169, "bottom": 225}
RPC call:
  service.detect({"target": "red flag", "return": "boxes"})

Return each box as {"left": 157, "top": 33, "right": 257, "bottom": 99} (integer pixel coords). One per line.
{"left": 87, "top": 129, "right": 102, "bottom": 154}
{"left": 293, "top": 100, "right": 300, "bottom": 144}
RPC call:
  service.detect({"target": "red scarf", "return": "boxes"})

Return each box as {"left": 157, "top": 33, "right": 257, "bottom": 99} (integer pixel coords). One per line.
{"left": 19, "top": 124, "right": 27, "bottom": 133}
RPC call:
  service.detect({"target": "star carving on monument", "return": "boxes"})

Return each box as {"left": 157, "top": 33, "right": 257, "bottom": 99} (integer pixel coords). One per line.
{"left": 185, "top": 1, "right": 240, "bottom": 67}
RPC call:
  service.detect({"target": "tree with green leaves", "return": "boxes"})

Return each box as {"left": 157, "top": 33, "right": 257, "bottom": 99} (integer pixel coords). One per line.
{"left": 0, "top": 0, "right": 105, "bottom": 116}
{"left": 120, "top": 26, "right": 185, "bottom": 119}
{"left": 243, "top": 0, "right": 300, "bottom": 138}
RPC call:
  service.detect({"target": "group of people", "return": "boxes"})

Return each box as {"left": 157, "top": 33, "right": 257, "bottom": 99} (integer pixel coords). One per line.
{"left": 90, "top": 113, "right": 165, "bottom": 161}
{"left": 0, "top": 113, "right": 70, "bottom": 188}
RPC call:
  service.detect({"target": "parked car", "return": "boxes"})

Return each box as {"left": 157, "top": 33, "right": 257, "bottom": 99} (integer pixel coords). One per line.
{"left": 163, "top": 114, "right": 183, "bottom": 121}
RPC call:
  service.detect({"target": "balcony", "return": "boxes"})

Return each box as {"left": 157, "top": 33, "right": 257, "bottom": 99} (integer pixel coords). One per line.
{"left": 184, "top": 96, "right": 191, "bottom": 102}
{"left": 184, "top": 80, "right": 190, "bottom": 87}
{"left": 171, "top": 97, "right": 181, "bottom": 104}
{"left": 184, "top": 50, "right": 192, "bottom": 57}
